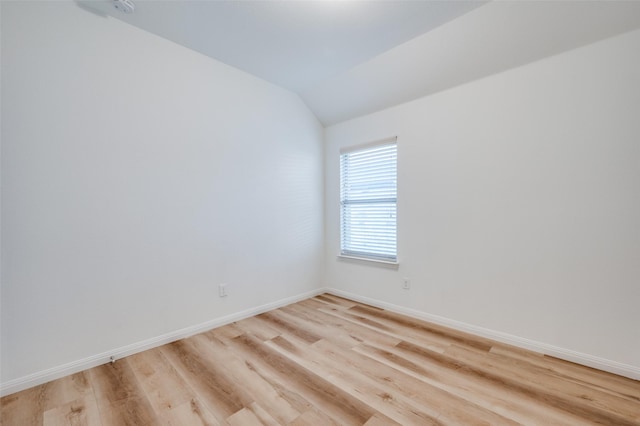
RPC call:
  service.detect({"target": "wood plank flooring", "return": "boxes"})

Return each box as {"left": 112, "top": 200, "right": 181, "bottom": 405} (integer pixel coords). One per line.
{"left": 2, "top": 294, "right": 639, "bottom": 425}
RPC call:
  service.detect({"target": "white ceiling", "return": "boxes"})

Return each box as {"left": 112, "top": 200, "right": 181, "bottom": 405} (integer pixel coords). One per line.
{"left": 81, "top": 0, "right": 485, "bottom": 91}
{"left": 80, "top": 0, "right": 640, "bottom": 126}
{"left": 302, "top": 1, "right": 640, "bottom": 124}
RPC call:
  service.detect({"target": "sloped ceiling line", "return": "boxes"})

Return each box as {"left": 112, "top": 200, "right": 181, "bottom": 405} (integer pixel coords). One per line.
{"left": 79, "top": 0, "right": 640, "bottom": 126}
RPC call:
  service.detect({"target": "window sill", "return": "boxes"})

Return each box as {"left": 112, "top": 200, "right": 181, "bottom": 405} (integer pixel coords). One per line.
{"left": 337, "top": 255, "right": 399, "bottom": 269}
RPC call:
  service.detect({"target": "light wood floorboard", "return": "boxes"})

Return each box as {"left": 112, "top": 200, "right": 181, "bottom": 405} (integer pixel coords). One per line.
{"left": 2, "top": 294, "right": 639, "bottom": 425}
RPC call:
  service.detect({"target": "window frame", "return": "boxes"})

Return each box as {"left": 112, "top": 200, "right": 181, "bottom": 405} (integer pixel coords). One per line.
{"left": 339, "top": 137, "right": 398, "bottom": 266}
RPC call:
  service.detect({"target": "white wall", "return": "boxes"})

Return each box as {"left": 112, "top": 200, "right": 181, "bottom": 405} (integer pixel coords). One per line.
{"left": 325, "top": 29, "right": 640, "bottom": 371}
{"left": 1, "top": 1, "right": 323, "bottom": 384}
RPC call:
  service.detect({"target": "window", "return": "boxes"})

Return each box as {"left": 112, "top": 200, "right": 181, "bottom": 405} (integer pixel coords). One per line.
{"left": 340, "top": 138, "right": 397, "bottom": 263}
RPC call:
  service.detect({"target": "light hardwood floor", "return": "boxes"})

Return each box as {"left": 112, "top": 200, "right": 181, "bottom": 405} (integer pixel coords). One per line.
{"left": 2, "top": 294, "right": 639, "bottom": 425}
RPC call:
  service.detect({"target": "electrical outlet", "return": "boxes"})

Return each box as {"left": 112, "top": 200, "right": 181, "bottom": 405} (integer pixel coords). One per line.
{"left": 402, "top": 278, "right": 411, "bottom": 290}
{"left": 219, "top": 283, "right": 228, "bottom": 297}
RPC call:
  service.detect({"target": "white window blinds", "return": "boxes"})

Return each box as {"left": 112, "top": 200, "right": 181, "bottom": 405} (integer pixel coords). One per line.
{"left": 340, "top": 140, "right": 397, "bottom": 262}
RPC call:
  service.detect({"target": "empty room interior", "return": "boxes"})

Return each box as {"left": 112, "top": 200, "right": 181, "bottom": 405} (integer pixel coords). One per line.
{"left": 1, "top": 0, "right": 639, "bottom": 424}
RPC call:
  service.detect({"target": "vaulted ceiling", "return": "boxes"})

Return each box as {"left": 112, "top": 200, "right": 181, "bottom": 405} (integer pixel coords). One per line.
{"left": 80, "top": 1, "right": 640, "bottom": 126}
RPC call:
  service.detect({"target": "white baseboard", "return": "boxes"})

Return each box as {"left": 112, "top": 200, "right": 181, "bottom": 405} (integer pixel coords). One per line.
{"left": 324, "top": 288, "right": 640, "bottom": 381}
{"left": 0, "top": 288, "right": 325, "bottom": 397}
{"left": 3, "top": 286, "right": 637, "bottom": 397}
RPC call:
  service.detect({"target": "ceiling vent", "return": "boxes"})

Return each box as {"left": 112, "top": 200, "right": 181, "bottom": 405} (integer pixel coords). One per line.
{"left": 112, "top": 0, "right": 135, "bottom": 14}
